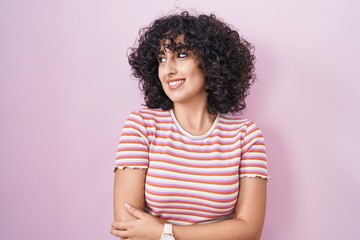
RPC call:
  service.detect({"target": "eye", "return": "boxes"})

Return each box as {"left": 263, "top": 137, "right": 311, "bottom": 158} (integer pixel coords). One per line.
{"left": 177, "top": 52, "right": 188, "bottom": 58}
{"left": 158, "top": 56, "right": 166, "bottom": 63}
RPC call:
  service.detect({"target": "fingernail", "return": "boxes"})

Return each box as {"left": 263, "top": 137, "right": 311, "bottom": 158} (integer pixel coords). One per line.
{"left": 125, "top": 203, "right": 132, "bottom": 209}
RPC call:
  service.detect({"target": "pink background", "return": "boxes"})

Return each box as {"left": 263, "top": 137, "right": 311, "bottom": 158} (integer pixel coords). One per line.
{"left": 1, "top": 1, "right": 359, "bottom": 239}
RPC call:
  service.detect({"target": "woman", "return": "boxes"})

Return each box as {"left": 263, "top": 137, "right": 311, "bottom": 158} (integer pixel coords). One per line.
{"left": 111, "top": 11, "right": 269, "bottom": 240}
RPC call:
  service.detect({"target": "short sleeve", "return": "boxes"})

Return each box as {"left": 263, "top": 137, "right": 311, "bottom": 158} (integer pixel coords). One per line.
{"left": 114, "top": 111, "right": 149, "bottom": 171}
{"left": 239, "top": 121, "right": 269, "bottom": 180}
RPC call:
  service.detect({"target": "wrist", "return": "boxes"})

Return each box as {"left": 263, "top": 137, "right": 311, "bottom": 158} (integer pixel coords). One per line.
{"left": 160, "top": 223, "right": 175, "bottom": 240}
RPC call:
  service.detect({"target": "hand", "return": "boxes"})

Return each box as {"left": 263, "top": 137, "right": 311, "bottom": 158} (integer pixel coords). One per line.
{"left": 110, "top": 203, "right": 164, "bottom": 240}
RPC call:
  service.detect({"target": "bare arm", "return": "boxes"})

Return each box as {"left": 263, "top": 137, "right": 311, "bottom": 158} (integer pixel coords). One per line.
{"left": 113, "top": 168, "right": 147, "bottom": 222}
{"left": 171, "top": 177, "right": 267, "bottom": 240}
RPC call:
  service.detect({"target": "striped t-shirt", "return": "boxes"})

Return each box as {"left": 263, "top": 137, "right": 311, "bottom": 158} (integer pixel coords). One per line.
{"left": 115, "top": 108, "right": 268, "bottom": 225}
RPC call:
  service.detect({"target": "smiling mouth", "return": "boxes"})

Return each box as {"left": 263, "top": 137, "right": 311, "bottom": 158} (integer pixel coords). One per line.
{"left": 167, "top": 79, "right": 185, "bottom": 90}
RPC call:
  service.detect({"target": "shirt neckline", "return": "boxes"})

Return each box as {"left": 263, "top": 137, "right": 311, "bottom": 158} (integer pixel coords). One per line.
{"left": 170, "top": 109, "right": 220, "bottom": 140}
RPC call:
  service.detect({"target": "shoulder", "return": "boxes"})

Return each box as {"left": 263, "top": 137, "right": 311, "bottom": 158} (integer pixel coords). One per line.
{"left": 219, "top": 113, "right": 257, "bottom": 128}
{"left": 219, "top": 114, "right": 264, "bottom": 136}
{"left": 126, "top": 108, "right": 171, "bottom": 125}
{"left": 137, "top": 108, "right": 170, "bottom": 117}
{"left": 131, "top": 108, "right": 170, "bottom": 119}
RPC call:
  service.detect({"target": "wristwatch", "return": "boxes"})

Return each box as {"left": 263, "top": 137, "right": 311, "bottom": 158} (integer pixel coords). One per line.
{"left": 160, "top": 223, "right": 175, "bottom": 240}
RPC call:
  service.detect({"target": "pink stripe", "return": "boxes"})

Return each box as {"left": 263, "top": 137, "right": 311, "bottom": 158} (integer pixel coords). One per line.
{"left": 147, "top": 172, "right": 238, "bottom": 184}
{"left": 146, "top": 181, "right": 238, "bottom": 194}
{"left": 148, "top": 165, "right": 238, "bottom": 176}
{"left": 145, "top": 189, "right": 238, "bottom": 203}
{"left": 149, "top": 149, "right": 241, "bottom": 161}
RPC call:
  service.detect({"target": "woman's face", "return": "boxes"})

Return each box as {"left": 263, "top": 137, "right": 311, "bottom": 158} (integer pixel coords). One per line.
{"left": 157, "top": 39, "right": 207, "bottom": 106}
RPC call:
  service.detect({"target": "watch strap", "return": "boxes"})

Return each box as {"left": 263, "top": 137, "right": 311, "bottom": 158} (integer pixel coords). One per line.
{"left": 163, "top": 223, "right": 173, "bottom": 235}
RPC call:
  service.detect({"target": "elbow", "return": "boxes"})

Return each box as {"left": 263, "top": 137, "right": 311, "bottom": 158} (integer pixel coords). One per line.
{"left": 247, "top": 225, "right": 263, "bottom": 240}
{"left": 234, "top": 219, "right": 263, "bottom": 240}
{"left": 253, "top": 231, "right": 263, "bottom": 240}
{"left": 251, "top": 227, "right": 264, "bottom": 240}
{"left": 243, "top": 230, "right": 262, "bottom": 240}
{"left": 240, "top": 230, "right": 262, "bottom": 240}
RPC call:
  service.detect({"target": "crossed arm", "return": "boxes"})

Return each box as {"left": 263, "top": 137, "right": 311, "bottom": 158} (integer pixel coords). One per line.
{"left": 111, "top": 169, "right": 267, "bottom": 240}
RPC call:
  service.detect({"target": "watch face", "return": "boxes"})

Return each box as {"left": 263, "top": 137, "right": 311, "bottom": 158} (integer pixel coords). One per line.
{"left": 160, "top": 235, "right": 175, "bottom": 240}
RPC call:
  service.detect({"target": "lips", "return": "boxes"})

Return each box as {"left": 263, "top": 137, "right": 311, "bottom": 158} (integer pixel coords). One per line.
{"left": 167, "top": 78, "right": 185, "bottom": 90}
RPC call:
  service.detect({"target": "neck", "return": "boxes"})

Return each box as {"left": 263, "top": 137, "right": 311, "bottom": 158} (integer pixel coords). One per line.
{"left": 172, "top": 103, "right": 218, "bottom": 136}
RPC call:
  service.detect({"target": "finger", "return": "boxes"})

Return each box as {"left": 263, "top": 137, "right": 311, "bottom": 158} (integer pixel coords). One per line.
{"left": 111, "top": 221, "right": 130, "bottom": 230}
{"left": 111, "top": 222, "right": 131, "bottom": 230}
{"left": 125, "top": 203, "right": 147, "bottom": 219}
{"left": 110, "top": 228, "right": 131, "bottom": 238}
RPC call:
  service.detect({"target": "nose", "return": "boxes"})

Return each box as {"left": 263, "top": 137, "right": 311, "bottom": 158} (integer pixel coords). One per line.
{"left": 163, "top": 57, "right": 177, "bottom": 77}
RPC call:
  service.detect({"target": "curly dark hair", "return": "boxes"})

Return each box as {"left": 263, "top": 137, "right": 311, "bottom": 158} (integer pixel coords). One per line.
{"left": 128, "top": 11, "right": 256, "bottom": 114}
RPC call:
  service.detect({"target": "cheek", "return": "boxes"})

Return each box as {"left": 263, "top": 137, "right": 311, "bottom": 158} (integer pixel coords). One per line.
{"left": 157, "top": 68, "right": 167, "bottom": 89}
{"left": 158, "top": 67, "right": 164, "bottom": 81}
{"left": 192, "top": 68, "right": 205, "bottom": 83}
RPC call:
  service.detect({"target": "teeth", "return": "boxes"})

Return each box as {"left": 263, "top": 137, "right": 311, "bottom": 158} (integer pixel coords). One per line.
{"left": 168, "top": 80, "right": 184, "bottom": 87}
